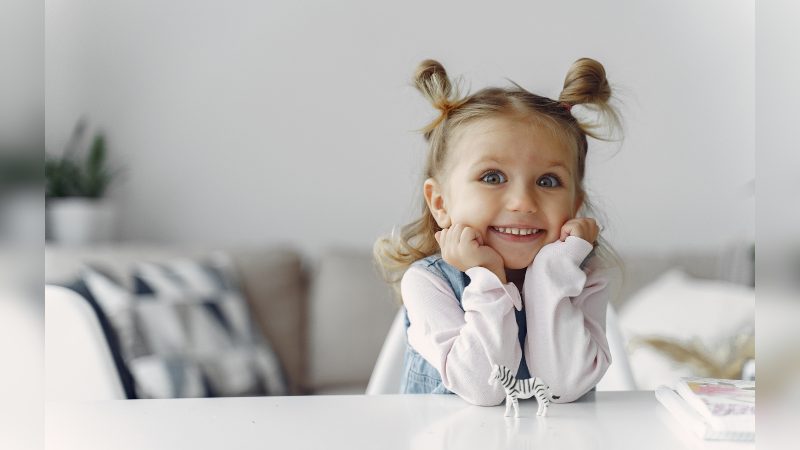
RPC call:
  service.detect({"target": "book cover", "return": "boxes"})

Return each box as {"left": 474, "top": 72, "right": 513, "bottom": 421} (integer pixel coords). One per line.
{"left": 675, "top": 377, "right": 755, "bottom": 433}
{"left": 655, "top": 385, "right": 754, "bottom": 441}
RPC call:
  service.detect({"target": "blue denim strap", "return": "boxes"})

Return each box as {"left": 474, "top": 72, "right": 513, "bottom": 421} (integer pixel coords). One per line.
{"left": 400, "top": 255, "right": 531, "bottom": 394}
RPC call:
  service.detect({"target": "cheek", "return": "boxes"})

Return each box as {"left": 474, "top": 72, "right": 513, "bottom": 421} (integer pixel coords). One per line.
{"left": 450, "top": 190, "right": 495, "bottom": 226}
{"left": 453, "top": 209, "right": 493, "bottom": 232}
{"left": 544, "top": 197, "right": 577, "bottom": 224}
{"left": 468, "top": 199, "right": 499, "bottom": 228}
{"left": 570, "top": 188, "right": 583, "bottom": 216}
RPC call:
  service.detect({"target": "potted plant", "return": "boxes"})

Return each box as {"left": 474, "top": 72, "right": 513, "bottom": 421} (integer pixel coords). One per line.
{"left": 45, "top": 121, "right": 124, "bottom": 245}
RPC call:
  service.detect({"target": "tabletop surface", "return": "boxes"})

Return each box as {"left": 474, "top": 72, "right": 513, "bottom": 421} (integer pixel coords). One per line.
{"left": 46, "top": 391, "right": 754, "bottom": 450}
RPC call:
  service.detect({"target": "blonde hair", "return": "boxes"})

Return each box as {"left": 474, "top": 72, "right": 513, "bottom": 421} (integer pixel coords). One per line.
{"left": 374, "top": 58, "right": 623, "bottom": 298}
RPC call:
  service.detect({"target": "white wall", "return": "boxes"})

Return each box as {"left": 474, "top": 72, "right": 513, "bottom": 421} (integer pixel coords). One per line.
{"left": 45, "top": 0, "right": 754, "bottom": 255}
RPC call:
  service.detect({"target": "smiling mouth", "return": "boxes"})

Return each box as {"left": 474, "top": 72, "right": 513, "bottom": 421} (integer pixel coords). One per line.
{"left": 491, "top": 226, "right": 543, "bottom": 236}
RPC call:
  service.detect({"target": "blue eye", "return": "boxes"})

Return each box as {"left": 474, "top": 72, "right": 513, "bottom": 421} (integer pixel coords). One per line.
{"left": 537, "top": 174, "right": 561, "bottom": 188}
{"left": 480, "top": 171, "right": 507, "bottom": 185}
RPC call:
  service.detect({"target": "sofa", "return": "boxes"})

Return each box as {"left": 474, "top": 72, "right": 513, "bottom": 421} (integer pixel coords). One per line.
{"left": 46, "top": 243, "right": 399, "bottom": 396}
{"left": 44, "top": 240, "right": 754, "bottom": 398}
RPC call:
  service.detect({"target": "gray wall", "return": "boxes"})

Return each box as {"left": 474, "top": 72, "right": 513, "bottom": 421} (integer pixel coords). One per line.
{"left": 45, "top": 0, "right": 754, "bottom": 255}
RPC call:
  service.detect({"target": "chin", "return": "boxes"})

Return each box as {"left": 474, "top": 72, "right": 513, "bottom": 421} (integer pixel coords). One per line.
{"left": 504, "top": 256, "right": 536, "bottom": 270}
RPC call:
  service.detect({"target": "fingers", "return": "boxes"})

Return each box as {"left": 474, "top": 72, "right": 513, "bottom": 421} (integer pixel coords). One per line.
{"left": 560, "top": 218, "right": 600, "bottom": 243}
{"left": 434, "top": 224, "right": 504, "bottom": 276}
{"left": 461, "top": 226, "right": 481, "bottom": 248}
{"left": 560, "top": 221, "right": 579, "bottom": 241}
{"left": 559, "top": 224, "right": 572, "bottom": 242}
{"left": 434, "top": 225, "right": 458, "bottom": 255}
{"left": 447, "top": 223, "right": 462, "bottom": 250}
{"left": 435, "top": 223, "right": 481, "bottom": 253}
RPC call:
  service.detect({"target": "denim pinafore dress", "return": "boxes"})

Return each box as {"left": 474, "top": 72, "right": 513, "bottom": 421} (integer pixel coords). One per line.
{"left": 399, "top": 254, "right": 531, "bottom": 394}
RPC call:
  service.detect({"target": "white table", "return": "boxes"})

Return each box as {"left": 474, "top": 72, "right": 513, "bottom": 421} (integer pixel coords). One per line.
{"left": 46, "top": 391, "right": 753, "bottom": 450}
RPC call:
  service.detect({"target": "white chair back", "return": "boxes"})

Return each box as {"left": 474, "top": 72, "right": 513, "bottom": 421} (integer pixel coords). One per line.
{"left": 365, "top": 308, "right": 405, "bottom": 395}
{"left": 46, "top": 285, "right": 126, "bottom": 401}
{"left": 596, "top": 304, "right": 637, "bottom": 391}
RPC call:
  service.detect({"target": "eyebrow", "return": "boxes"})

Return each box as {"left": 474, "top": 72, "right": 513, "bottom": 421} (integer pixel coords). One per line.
{"left": 469, "top": 157, "right": 505, "bottom": 168}
{"left": 471, "top": 157, "right": 572, "bottom": 174}
{"left": 545, "top": 162, "right": 572, "bottom": 174}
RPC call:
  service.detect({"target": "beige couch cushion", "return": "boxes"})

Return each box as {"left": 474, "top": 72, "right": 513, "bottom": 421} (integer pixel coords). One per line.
{"left": 307, "top": 248, "right": 398, "bottom": 392}
{"left": 225, "top": 247, "right": 307, "bottom": 395}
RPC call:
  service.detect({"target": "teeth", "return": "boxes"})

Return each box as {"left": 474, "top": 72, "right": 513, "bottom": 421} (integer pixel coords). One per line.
{"left": 493, "top": 227, "right": 540, "bottom": 236}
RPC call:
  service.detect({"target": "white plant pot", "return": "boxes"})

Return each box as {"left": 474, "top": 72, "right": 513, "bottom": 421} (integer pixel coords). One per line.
{"left": 46, "top": 198, "right": 117, "bottom": 245}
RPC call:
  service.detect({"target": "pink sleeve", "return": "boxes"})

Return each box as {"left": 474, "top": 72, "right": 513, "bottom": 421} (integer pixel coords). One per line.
{"left": 522, "top": 236, "right": 613, "bottom": 403}
{"left": 401, "top": 265, "right": 523, "bottom": 406}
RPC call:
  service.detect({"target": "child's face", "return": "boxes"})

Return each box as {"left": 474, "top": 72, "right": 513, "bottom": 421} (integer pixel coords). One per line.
{"left": 425, "top": 115, "right": 583, "bottom": 270}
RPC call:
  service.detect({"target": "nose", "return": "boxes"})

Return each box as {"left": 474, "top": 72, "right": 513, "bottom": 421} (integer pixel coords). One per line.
{"left": 506, "top": 183, "right": 538, "bottom": 214}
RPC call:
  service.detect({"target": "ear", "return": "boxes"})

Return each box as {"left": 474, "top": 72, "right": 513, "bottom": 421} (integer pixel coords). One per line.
{"left": 423, "top": 177, "right": 451, "bottom": 228}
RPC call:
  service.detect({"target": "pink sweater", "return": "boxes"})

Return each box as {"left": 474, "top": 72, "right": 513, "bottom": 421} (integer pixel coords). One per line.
{"left": 401, "top": 236, "right": 614, "bottom": 406}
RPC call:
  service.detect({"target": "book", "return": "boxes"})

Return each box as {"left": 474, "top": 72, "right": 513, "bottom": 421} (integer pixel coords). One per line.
{"left": 655, "top": 386, "right": 754, "bottom": 441}
{"left": 675, "top": 377, "right": 755, "bottom": 432}
{"left": 655, "top": 377, "right": 755, "bottom": 442}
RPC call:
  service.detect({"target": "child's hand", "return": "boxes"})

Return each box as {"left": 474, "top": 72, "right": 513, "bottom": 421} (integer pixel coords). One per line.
{"left": 435, "top": 224, "right": 507, "bottom": 283}
{"left": 559, "top": 218, "right": 600, "bottom": 245}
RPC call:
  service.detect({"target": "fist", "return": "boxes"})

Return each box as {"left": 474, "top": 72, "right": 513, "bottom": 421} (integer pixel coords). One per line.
{"left": 434, "top": 224, "right": 506, "bottom": 283}
{"left": 559, "top": 218, "right": 601, "bottom": 245}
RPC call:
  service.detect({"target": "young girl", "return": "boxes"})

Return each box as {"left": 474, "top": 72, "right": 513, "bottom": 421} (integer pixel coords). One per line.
{"left": 374, "top": 58, "right": 622, "bottom": 406}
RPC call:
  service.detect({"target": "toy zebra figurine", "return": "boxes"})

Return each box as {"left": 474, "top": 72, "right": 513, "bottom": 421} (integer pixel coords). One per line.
{"left": 488, "top": 363, "right": 560, "bottom": 417}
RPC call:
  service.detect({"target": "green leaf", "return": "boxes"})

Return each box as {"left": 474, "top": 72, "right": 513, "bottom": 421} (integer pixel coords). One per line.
{"left": 44, "top": 127, "right": 121, "bottom": 199}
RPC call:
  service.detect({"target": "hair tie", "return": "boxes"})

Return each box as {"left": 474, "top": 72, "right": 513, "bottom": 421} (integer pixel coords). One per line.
{"left": 560, "top": 102, "right": 573, "bottom": 112}
{"left": 435, "top": 100, "right": 458, "bottom": 116}
{"left": 424, "top": 99, "right": 462, "bottom": 133}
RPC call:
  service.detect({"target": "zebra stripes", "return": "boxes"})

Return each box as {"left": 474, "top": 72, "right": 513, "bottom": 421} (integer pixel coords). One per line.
{"left": 488, "top": 363, "right": 559, "bottom": 417}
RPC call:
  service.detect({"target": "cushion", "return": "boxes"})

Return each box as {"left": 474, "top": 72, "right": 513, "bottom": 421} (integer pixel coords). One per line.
{"left": 209, "top": 247, "right": 307, "bottom": 394}
{"left": 618, "top": 269, "right": 754, "bottom": 390}
{"left": 70, "top": 255, "right": 287, "bottom": 398}
{"left": 46, "top": 244, "right": 308, "bottom": 395}
{"left": 307, "top": 248, "right": 398, "bottom": 391}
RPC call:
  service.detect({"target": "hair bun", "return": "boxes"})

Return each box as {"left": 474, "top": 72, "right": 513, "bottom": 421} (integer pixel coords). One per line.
{"left": 414, "top": 59, "right": 454, "bottom": 109}
{"left": 414, "top": 59, "right": 468, "bottom": 138}
{"left": 559, "top": 57, "right": 612, "bottom": 105}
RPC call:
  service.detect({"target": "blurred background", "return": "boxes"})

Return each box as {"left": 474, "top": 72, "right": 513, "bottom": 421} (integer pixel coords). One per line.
{"left": 1, "top": 0, "right": 44, "bottom": 449}
{"left": 3, "top": 0, "right": 798, "bottom": 448}
{"left": 43, "top": 0, "right": 754, "bottom": 253}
